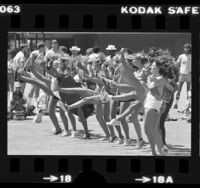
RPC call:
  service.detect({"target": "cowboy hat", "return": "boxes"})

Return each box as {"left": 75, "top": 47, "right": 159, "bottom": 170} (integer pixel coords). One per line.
{"left": 106, "top": 45, "right": 117, "bottom": 51}
{"left": 70, "top": 46, "right": 81, "bottom": 52}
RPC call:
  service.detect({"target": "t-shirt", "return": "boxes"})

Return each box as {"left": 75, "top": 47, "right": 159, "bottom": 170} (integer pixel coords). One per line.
{"left": 13, "top": 51, "right": 25, "bottom": 73}
{"left": 177, "top": 53, "right": 191, "bottom": 74}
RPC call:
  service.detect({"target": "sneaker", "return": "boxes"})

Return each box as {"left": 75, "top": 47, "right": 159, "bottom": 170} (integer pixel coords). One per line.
{"left": 163, "top": 145, "right": 169, "bottom": 151}
{"left": 99, "top": 136, "right": 110, "bottom": 141}
{"left": 109, "top": 136, "right": 117, "bottom": 143}
{"left": 160, "top": 147, "right": 169, "bottom": 156}
{"left": 136, "top": 139, "right": 145, "bottom": 149}
{"left": 116, "top": 138, "right": 124, "bottom": 145}
{"left": 61, "top": 130, "right": 71, "bottom": 137}
{"left": 157, "top": 146, "right": 169, "bottom": 156}
{"left": 173, "top": 104, "right": 178, "bottom": 109}
{"left": 71, "top": 131, "right": 77, "bottom": 138}
{"left": 33, "top": 112, "right": 43, "bottom": 123}
{"left": 107, "top": 119, "right": 120, "bottom": 126}
{"left": 82, "top": 134, "right": 90, "bottom": 139}
{"left": 123, "top": 139, "right": 132, "bottom": 146}
{"left": 52, "top": 129, "right": 62, "bottom": 135}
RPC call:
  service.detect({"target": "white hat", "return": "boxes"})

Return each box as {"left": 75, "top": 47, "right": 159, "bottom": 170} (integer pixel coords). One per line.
{"left": 70, "top": 46, "right": 81, "bottom": 52}
{"left": 88, "top": 53, "right": 99, "bottom": 62}
{"left": 106, "top": 45, "right": 117, "bottom": 51}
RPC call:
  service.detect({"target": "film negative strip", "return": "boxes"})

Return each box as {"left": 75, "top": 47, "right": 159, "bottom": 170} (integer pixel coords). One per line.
{"left": 0, "top": 0, "right": 200, "bottom": 184}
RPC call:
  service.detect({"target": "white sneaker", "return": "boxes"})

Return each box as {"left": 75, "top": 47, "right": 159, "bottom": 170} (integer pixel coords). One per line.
{"left": 61, "top": 130, "right": 71, "bottom": 137}
{"left": 107, "top": 119, "right": 120, "bottom": 126}
{"left": 157, "top": 146, "right": 169, "bottom": 156}
{"left": 123, "top": 139, "right": 132, "bottom": 146}
{"left": 99, "top": 136, "right": 110, "bottom": 141}
{"left": 162, "top": 146, "right": 169, "bottom": 153}
{"left": 71, "top": 131, "right": 77, "bottom": 138}
{"left": 116, "top": 138, "right": 124, "bottom": 145}
{"left": 33, "top": 111, "right": 43, "bottom": 123}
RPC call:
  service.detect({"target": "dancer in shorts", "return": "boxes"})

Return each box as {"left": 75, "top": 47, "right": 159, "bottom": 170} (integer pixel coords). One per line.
{"left": 51, "top": 57, "right": 112, "bottom": 140}
{"left": 144, "top": 56, "right": 174, "bottom": 155}
{"left": 103, "top": 52, "right": 148, "bottom": 148}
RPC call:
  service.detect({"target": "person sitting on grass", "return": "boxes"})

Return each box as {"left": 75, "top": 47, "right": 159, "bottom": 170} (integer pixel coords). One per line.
{"left": 7, "top": 82, "right": 27, "bottom": 120}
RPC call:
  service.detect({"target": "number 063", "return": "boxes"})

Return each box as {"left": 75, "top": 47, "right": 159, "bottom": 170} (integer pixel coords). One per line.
{"left": 0, "top": 5, "right": 20, "bottom": 14}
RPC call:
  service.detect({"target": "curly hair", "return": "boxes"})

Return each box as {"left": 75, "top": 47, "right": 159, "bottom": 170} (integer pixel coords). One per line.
{"left": 154, "top": 56, "right": 175, "bottom": 80}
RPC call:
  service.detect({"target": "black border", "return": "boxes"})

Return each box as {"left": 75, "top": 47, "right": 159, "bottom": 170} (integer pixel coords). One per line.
{"left": 0, "top": 3, "right": 199, "bottom": 183}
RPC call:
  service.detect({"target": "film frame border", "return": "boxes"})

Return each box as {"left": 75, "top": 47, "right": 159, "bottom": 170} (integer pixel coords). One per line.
{"left": 0, "top": 4, "right": 199, "bottom": 183}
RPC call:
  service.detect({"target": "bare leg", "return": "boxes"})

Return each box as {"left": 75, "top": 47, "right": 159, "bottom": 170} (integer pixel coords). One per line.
{"left": 129, "top": 102, "right": 143, "bottom": 141}
{"left": 95, "top": 102, "right": 111, "bottom": 137}
{"left": 103, "top": 102, "right": 115, "bottom": 137}
{"left": 112, "top": 92, "right": 137, "bottom": 102}
{"left": 110, "top": 100, "right": 123, "bottom": 139}
{"left": 120, "top": 52, "right": 145, "bottom": 103}
{"left": 20, "top": 76, "right": 55, "bottom": 97}
{"left": 77, "top": 107, "right": 89, "bottom": 138}
{"left": 67, "top": 95, "right": 101, "bottom": 111}
{"left": 115, "top": 100, "right": 144, "bottom": 142}
{"left": 59, "top": 87, "right": 94, "bottom": 97}
{"left": 144, "top": 108, "right": 158, "bottom": 156}
{"left": 116, "top": 100, "right": 140, "bottom": 121}
{"left": 59, "top": 106, "right": 69, "bottom": 132}
{"left": 119, "top": 102, "right": 130, "bottom": 139}
{"left": 68, "top": 110, "right": 76, "bottom": 131}
{"left": 48, "top": 96, "right": 61, "bottom": 133}
{"left": 153, "top": 113, "right": 164, "bottom": 154}
{"left": 29, "top": 65, "right": 51, "bottom": 84}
